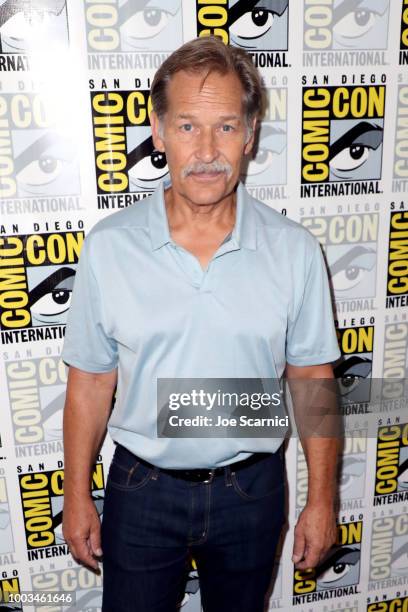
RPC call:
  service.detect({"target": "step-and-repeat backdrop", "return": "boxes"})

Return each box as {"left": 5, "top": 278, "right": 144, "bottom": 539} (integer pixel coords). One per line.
{"left": 0, "top": 1, "right": 407, "bottom": 610}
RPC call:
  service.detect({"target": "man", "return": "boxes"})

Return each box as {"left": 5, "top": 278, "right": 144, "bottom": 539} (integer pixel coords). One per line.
{"left": 62, "top": 36, "right": 341, "bottom": 612}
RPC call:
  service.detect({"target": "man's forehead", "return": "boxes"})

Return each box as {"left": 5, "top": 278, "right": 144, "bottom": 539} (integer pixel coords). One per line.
{"left": 166, "top": 70, "right": 244, "bottom": 106}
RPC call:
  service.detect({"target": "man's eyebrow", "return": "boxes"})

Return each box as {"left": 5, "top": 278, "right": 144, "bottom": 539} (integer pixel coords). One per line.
{"left": 174, "top": 114, "right": 242, "bottom": 121}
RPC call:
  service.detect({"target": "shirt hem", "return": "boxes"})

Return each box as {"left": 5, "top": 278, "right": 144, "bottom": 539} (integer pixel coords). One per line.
{"left": 285, "top": 352, "right": 341, "bottom": 367}
{"left": 61, "top": 355, "right": 118, "bottom": 373}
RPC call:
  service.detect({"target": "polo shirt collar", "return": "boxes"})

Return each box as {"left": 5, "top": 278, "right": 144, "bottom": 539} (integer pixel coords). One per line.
{"left": 148, "top": 179, "right": 257, "bottom": 251}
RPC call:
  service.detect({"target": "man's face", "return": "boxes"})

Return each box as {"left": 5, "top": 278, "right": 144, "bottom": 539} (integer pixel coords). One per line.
{"left": 150, "top": 69, "right": 255, "bottom": 206}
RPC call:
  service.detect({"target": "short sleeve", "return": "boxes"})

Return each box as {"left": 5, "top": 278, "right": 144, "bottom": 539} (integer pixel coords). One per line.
{"left": 286, "top": 237, "right": 341, "bottom": 366}
{"left": 61, "top": 235, "right": 118, "bottom": 372}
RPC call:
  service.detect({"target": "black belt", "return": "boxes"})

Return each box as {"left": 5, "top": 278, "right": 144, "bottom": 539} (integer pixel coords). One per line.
{"left": 127, "top": 449, "right": 273, "bottom": 483}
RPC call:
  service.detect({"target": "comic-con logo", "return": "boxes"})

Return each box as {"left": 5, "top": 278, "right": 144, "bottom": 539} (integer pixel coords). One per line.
{"left": 31, "top": 563, "right": 102, "bottom": 610}
{"left": 85, "top": 0, "right": 183, "bottom": 55}
{"left": 381, "top": 314, "right": 408, "bottom": 404}
{"left": 90, "top": 90, "right": 168, "bottom": 208}
{"left": 369, "top": 511, "right": 408, "bottom": 586}
{"left": 293, "top": 519, "right": 362, "bottom": 604}
{"left": 301, "top": 84, "right": 385, "bottom": 198}
{"left": 393, "top": 86, "right": 408, "bottom": 193}
{"left": 5, "top": 356, "right": 67, "bottom": 446}
{"left": 242, "top": 86, "right": 287, "bottom": 200}
{"left": 0, "top": 93, "right": 80, "bottom": 200}
{"left": 0, "top": 572, "right": 21, "bottom": 611}
{"left": 374, "top": 422, "right": 408, "bottom": 505}
{"left": 302, "top": 213, "right": 378, "bottom": 303}
{"left": 0, "top": 228, "right": 84, "bottom": 344}
{"left": 196, "top": 1, "right": 289, "bottom": 66}
{"left": 335, "top": 324, "right": 374, "bottom": 410}
{"left": 368, "top": 596, "right": 408, "bottom": 612}
{"left": 303, "top": 0, "right": 390, "bottom": 51}
{"left": 386, "top": 211, "right": 408, "bottom": 309}
{"left": 401, "top": 0, "right": 408, "bottom": 65}
{"left": 0, "top": 0, "right": 68, "bottom": 59}
{"left": 18, "top": 463, "right": 104, "bottom": 561}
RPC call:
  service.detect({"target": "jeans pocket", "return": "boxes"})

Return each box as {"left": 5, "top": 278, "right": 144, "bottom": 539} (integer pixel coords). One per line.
{"left": 107, "top": 451, "right": 155, "bottom": 491}
{"left": 230, "top": 453, "right": 284, "bottom": 501}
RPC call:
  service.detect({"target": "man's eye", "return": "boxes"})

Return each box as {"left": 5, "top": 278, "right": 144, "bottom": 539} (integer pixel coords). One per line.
{"left": 222, "top": 125, "right": 234, "bottom": 132}
{"left": 230, "top": 9, "right": 274, "bottom": 40}
{"left": 181, "top": 124, "right": 193, "bottom": 132}
{"left": 329, "top": 145, "right": 371, "bottom": 172}
{"left": 333, "top": 9, "right": 379, "bottom": 40}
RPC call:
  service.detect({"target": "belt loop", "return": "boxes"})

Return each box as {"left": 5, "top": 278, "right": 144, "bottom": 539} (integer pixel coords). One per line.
{"left": 224, "top": 465, "right": 232, "bottom": 487}
{"left": 151, "top": 466, "right": 160, "bottom": 480}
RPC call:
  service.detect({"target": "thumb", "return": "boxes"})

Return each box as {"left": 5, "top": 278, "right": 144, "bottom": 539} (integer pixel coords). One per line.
{"left": 292, "top": 529, "right": 306, "bottom": 564}
{"left": 89, "top": 517, "right": 103, "bottom": 557}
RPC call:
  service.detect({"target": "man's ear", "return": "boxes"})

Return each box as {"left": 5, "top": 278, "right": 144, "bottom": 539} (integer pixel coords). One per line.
{"left": 243, "top": 117, "right": 258, "bottom": 155}
{"left": 150, "top": 110, "right": 165, "bottom": 152}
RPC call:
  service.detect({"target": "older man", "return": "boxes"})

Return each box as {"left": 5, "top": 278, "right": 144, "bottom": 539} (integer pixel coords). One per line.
{"left": 62, "top": 37, "right": 341, "bottom": 612}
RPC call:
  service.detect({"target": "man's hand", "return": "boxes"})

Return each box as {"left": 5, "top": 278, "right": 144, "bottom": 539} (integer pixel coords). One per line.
{"left": 292, "top": 502, "right": 337, "bottom": 570}
{"left": 62, "top": 496, "right": 102, "bottom": 571}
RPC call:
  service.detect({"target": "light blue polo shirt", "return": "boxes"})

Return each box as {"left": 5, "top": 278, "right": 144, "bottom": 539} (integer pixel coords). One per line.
{"left": 61, "top": 180, "right": 341, "bottom": 468}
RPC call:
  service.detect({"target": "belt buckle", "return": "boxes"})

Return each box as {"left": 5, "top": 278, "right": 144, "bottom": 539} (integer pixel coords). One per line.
{"left": 202, "top": 469, "right": 215, "bottom": 483}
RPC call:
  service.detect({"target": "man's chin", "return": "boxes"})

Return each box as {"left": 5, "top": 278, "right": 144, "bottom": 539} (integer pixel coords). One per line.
{"left": 182, "top": 181, "right": 234, "bottom": 205}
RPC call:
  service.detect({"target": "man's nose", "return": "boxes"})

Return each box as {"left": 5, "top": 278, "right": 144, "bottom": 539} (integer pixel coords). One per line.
{"left": 196, "top": 128, "right": 218, "bottom": 162}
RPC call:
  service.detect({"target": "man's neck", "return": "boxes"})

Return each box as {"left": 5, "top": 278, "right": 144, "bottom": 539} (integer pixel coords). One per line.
{"left": 164, "top": 186, "right": 237, "bottom": 235}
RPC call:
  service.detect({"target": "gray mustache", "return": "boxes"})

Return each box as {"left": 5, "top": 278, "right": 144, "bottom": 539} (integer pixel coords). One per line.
{"left": 182, "top": 161, "right": 233, "bottom": 178}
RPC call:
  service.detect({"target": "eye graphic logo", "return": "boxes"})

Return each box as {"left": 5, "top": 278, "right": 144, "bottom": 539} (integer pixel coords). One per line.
{"left": 0, "top": 231, "right": 84, "bottom": 343}
{"left": 374, "top": 422, "right": 408, "bottom": 504}
{"left": 91, "top": 91, "right": 168, "bottom": 198}
{"left": 301, "top": 85, "right": 385, "bottom": 198}
{"left": 0, "top": 0, "right": 68, "bottom": 54}
{"left": 304, "top": 0, "right": 390, "bottom": 51}
{"left": 369, "top": 513, "right": 408, "bottom": 584}
{"left": 196, "top": 0, "right": 289, "bottom": 51}
{"left": 334, "top": 325, "right": 373, "bottom": 407}
{"left": 19, "top": 464, "right": 105, "bottom": 560}
{"left": 302, "top": 213, "right": 378, "bottom": 302}
{"left": 293, "top": 520, "right": 362, "bottom": 603}
{"left": 0, "top": 94, "right": 80, "bottom": 200}
{"left": 386, "top": 211, "right": 408, "bottom": 309}
{"left": 6, "top": 356, "right": 67, "bottom": 445}
{"left": 242, "top": 88, "right": 287, "bottom": 189}
{"left": 85, "top": 0, "right": 183, "bottom": 53}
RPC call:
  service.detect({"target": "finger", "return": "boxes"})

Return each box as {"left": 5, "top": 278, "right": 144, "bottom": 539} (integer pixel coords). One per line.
{"left": 292, "top": 529, "right": 306, "bottom": 564}
{"left": 300, "top": 547, "right": 321, "bottom": 570}
{"left": 89, "top": 522, "right": 103, "bottom": 557}
{"left": 70, "top": 538, "right": 100, "bottom": 570}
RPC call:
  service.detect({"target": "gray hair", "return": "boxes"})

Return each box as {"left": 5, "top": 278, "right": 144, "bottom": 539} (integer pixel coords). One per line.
{"left": 151, "top": 36, "right": 265, "bottom": 140}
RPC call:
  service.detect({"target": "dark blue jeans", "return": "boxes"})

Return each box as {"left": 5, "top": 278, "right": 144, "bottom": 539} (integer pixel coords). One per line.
{"left": 101, "top": 444, "right": 285, "bottom": 612}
